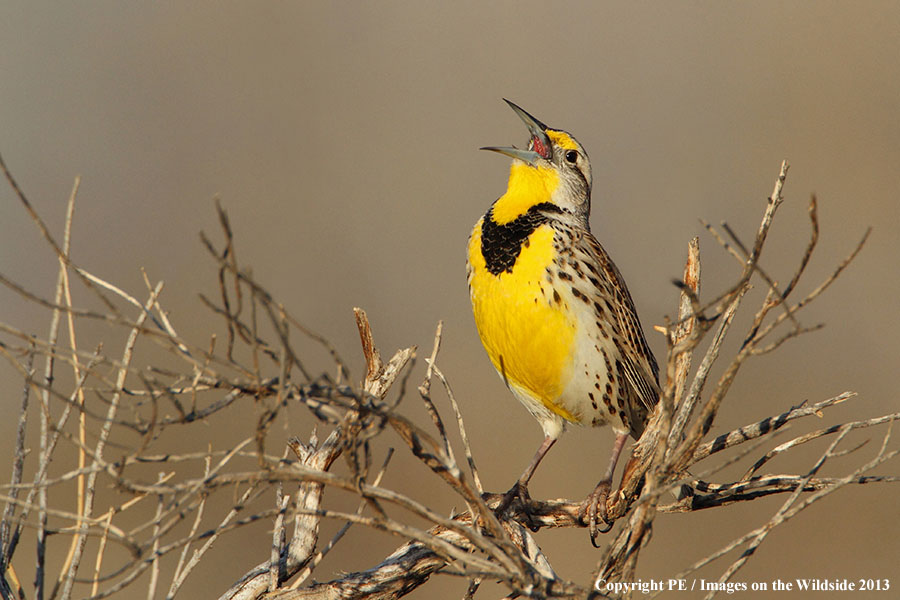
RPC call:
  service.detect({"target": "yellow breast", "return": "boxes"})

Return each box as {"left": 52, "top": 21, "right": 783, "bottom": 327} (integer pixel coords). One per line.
{"left": 467, "top": 221, "right": 577, "bottom": 421}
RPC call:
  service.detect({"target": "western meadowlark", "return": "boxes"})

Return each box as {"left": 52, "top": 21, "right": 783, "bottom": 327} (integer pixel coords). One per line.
{"left": 466, "top": 100, "right": 660, "bottom": 539}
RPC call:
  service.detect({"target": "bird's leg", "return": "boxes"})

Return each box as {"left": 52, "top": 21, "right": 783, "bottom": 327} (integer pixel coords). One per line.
{"left": 580, "top": 432, "right": 629, "bottom": 545}
{"left": 496, "top": 435, "right": 556, "bottom": 530}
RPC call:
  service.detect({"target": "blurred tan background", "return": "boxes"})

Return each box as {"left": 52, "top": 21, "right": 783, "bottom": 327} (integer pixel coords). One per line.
{"left": 2, "top": 2, "right": 898, "bottom": 598}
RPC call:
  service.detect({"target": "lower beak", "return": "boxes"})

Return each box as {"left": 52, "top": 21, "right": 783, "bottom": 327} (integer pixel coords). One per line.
{"left": 480, "top": 145, "right": 543, "bottom": 165}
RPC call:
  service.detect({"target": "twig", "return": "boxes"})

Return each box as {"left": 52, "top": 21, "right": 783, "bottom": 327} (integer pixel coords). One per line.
{"left": 433, "top": 360, "right": 484, "bottom": 494}
{"left": 666, "top": 236, "right": 701, "bottom": 452}
{"left": 706, "top": 421, "right": 893, "bottom": 598}
{"left": 60, "top": 283, "right": 163, "bottom": 600}
{"left": 742, "top": 411, "right": 900, "bottom": 479}
{"left": 0, "top": 342, "right": 34, "bottom": 570}
{"left": 166, "top": 453, "right": 213, "bottom": 598}
{"left": 691, "top": 392, "right": 856, "bottom": 464}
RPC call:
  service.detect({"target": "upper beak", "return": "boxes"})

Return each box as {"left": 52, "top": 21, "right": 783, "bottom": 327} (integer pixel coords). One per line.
{"left": 480, "top": 99, "right": 553, "bottom": 165}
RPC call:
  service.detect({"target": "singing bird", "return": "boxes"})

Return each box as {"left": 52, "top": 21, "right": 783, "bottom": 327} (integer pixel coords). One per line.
{"left": 466, "top": 100, "right": 659, "bottom": 539}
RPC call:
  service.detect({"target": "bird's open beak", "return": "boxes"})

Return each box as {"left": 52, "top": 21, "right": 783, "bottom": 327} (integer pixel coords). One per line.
{"left": 481, "top": 99, "right": 553, "bottom": 165}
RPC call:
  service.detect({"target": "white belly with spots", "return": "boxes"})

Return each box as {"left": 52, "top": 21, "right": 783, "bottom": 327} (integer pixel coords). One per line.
{"left": 553, "top": 285, "right": 636, "bottom": 437}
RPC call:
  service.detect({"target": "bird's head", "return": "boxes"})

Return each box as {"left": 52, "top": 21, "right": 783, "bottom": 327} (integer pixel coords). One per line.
{"left": 483, "top": 99, "right": 592, "bottom": 223}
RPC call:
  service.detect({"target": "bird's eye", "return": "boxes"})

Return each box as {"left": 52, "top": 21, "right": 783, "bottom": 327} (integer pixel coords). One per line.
{"left": 565, "top": 150, "right": 578, "bottom": 163}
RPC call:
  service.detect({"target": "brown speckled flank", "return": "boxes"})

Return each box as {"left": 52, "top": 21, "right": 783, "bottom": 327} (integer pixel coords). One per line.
{"left": 539, "top": 215, "right": 659, "bottom": 440}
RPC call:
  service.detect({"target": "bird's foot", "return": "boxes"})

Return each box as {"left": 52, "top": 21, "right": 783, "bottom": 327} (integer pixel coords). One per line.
{"left": 579, "top": 480, "right": 614, "bottom": 546}
{"left": 493, "top": 481, "right": 540, "bottom": 532}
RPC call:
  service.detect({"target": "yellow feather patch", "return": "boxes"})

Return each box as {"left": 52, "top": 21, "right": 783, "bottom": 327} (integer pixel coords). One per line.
{"left": 490, "top": 162, "right": 559, "bottom": 225}
{"left": 546, "top": 130, "right": 578, "bottom": 151}
{"left": 468, "top": 223, "right": 577, "bottom": 422}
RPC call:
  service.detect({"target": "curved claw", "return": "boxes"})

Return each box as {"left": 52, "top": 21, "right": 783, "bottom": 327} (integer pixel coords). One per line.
{"left": 589, "top": 516, "right": 614, "bottom": 548}
{"left": 580, "top": 480, "right": 614, "bottom": 546}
